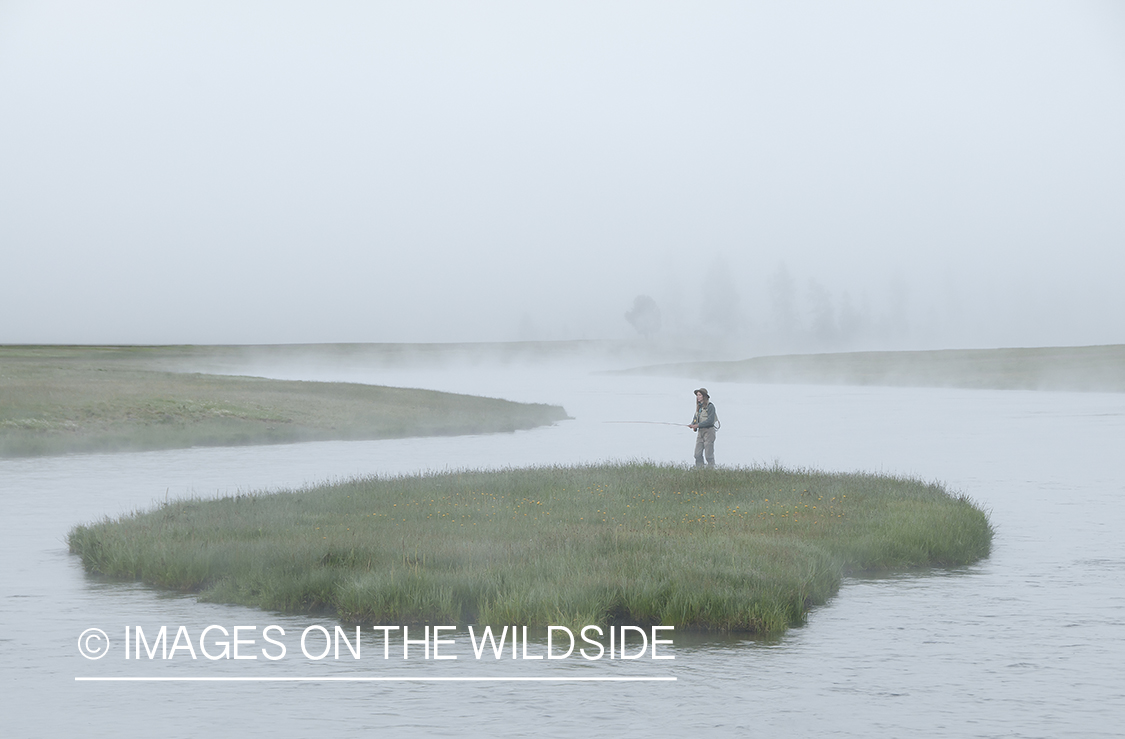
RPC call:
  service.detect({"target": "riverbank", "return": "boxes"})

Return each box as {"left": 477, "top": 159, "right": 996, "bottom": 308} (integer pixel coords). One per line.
{"left": 0, "top": 346, "right": 567, "bottom": 457}
{"left": 616, "top": 344, "right": 1125, "bottom": 393}
{"left": 68, "top": 463, "right": 993, "bottom": 634}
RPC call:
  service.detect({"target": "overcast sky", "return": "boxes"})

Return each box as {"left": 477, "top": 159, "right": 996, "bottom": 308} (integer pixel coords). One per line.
{"left": 2, "top": 1, "right": 1123, "bottom": 351}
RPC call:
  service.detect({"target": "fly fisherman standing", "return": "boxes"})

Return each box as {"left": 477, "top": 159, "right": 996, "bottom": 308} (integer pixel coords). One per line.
{"left": 689, "top": 388, "right": 718, "bottom": 466}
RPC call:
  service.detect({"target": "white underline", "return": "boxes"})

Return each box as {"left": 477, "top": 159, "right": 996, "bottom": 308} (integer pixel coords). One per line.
{"left": 76, "top": 676, "right": 676, "bottom": 682}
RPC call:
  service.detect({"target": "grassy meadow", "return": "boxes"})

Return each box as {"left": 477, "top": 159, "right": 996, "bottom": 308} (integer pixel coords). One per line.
{"left": 68, "top": 463, "right": 993, "bottom": 634}
{"left": 621, "top": 344, "right": 1125, "bottom": 393}
{"left": 0, "top": 345, "right": 567, "bottom": 457}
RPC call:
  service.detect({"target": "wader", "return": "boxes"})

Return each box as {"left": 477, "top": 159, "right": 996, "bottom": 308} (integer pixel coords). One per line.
{"left": 694, "top": 427, "right": 716, "bottom": 466}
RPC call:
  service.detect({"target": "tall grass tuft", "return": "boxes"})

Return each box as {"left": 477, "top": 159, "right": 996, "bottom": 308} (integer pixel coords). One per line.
{"left": 68, "top": 463, "right": 993, "bottom": 634}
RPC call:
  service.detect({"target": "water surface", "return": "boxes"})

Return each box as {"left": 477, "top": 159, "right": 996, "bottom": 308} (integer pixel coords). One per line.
{"left": 2, "top": 361, "right": 1123, "bottom": 737}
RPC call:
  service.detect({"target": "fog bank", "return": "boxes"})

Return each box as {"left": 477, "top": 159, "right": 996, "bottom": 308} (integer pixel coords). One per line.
{"left": 2, "top": 1, "right": 1123, "bottom": 351}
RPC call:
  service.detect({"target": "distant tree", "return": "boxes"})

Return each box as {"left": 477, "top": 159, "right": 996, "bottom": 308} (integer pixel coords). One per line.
{"left": 885, "top": 275, "right": 910, "bottom": 342}
{"left": 807, "top": 279, "right": 837, "bottom": 347}
{"left": 837, "top": 290, "right": 870, "bottom": 347}
{"left": 624, "top": 295, "right": 662, "bottom": 338}
{"left": 769, "top": 263, "right": 800, "bottom": 340}
{"left": 701, "top": 256, "right": 742, "bottom": 335}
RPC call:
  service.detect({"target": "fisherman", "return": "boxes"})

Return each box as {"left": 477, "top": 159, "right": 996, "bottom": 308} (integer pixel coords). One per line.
{"left": 689, "top": 388, "right": 718, "bottom": 466}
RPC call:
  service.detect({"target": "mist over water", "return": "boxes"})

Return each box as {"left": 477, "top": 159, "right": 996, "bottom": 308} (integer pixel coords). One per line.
{"left": 2, "top": 2, "right": 1123, "bottom": 350}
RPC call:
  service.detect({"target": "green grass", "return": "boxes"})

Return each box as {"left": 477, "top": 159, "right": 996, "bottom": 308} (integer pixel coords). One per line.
{"left": 0, "top": 345, "right": 567, "bottom": 457}
{"left": 68, "top": 463, "right": 993, "bottom": 634}
{"left": 620, "top": 344, "right": 1125, "bottom": 392}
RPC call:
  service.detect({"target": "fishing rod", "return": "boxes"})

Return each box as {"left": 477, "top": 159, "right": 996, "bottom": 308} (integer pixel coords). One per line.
{"left": 604, "top": 419, "right": 721, "bottom": 429}
{"left": 603, "top": 420, "right": 689, "bottom": 427}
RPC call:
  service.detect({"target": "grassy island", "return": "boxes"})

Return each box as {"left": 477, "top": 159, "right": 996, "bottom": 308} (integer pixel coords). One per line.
{"left": 69, "top": 463, "right": 992, "bottom": 634}
{"left": 0, "top": 346, "right": 567, "bottom": 457}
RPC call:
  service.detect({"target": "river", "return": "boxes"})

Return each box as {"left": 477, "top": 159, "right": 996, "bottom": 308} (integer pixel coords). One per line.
{"left": 2, "top": 357, "right": 1123, "bottom": 737}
